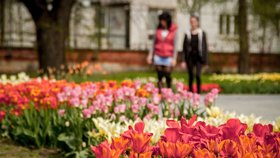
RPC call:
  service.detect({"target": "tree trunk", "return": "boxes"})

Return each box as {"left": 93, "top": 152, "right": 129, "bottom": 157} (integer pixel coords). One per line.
{"left": 0, "top": 0, "right": 5, "bottom": 45}
{"left": 20, "top": 0, "right": 76, "bottom": 74}
{"left": 36, "top": 17, "right": 67, "bottom": 73}
{"left": 238, "top": 0, "right": 250, "bottom": 74}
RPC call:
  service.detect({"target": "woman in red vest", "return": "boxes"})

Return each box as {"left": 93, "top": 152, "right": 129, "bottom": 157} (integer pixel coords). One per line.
{"left": 147, "top": 12, "right": 177, "bottom": 92}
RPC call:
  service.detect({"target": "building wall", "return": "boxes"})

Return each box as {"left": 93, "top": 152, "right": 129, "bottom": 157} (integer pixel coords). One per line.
{"left": 129, "top": 0, "right": 280, "bottom": 53}
{"left": 199, "top": 0, "right": 280, "bottom": 53}
{"left": 0, "top": 0, "right": 279, "bottom": 53}
{"left": 0, "top": 48, "right": 279, "bottom": 73}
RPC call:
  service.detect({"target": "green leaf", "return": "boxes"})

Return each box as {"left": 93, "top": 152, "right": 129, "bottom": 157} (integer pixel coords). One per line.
{"left": 58, "top": 133, "right": 77, "bottom": 150}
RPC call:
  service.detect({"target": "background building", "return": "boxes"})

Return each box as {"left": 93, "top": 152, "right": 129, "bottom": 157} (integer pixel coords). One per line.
{"left": 1, "top": 0, "right": 279, "bottom": 53}
{"left": 0, "top": 0, "right": 279, "bottom": 73}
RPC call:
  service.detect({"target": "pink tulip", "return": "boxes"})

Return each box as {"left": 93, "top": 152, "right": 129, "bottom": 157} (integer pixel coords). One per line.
{"left": 138, "top": 98, "right": 147, "bottom": 106}
{"left": 176, "top": 82, "right": 184, "bottom": 93}
{"left": 123, "top": 87, "right": 135, "bottom": 97}
{"left": 82, "top": 108, "right": 92, "bottom": 118}
{"left": 119, "top": 116, "right": 127, "bottom": 122}
{"left": 115, "top": 89, "right": 124, "bottom": 101}
{"left": 144, "top": 83, "right": 155, "bottom": 92}
{"left": 147, "top": 104, "right": 159, "bottom": 113}
{"left": 192, "top": 93, "right": 200, "bottom": 107}
{"left": 119, "top": 104, "right": 126, "bottom": 113}
{"left": 57, "top": 93, "right": 67, "bottom": 102}
{"left": 81, "top": 98, "right": 88, "bottom": 107}
{"left": 181, "top": 91, "right": 193, "bottom": 101}
{"left": 58, "top": 109, "right": 65, "bottom": 116}
{"left": 211, "top": 88, "right": 219, "bottom": 96}
{"left": 134, "top": 80, "right": 141, "bottom": 89}
{"left": 152, "top": 94, "right": 161, "bottom": 104}
{"left": 69, "top": 97, "right": 80, "bottom": 107}
{"left": 114, "top": 104, "right": 126, "bottom": 113}
{"left": 131, "top": 104, "right": 140, "bottom": 113}
{"left": 144, "top": 114, "right": 152, "bottom": 120}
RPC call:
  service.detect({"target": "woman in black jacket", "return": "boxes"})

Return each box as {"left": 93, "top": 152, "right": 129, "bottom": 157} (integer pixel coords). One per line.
{"left": 181, "top": 15, "right": 208, "bottom": 94}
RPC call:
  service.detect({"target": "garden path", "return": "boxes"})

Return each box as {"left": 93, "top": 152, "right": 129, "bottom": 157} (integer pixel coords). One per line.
{"left": 215, "top": 95, "right": 280, "bottom": 120}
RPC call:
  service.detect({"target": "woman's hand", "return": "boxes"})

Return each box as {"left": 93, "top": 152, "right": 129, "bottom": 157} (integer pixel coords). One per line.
{"left": 146, "top": 56, "right": 152, "bottom": 64}
{"left": 172, "top": 59, "right": 177, "bottom": 67}
{"left": 181, "top": 62, "right": 186, "bottom": 69}
{"left": 203, "top": 64, "right": 209, "bottom": 70}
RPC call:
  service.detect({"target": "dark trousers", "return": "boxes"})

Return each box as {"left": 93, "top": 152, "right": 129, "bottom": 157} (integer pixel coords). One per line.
{"left": 156, "top": 65, "right": 172, "bottom": 93}
{"left": 186, "top": 59, "right": 202, "bottom": 93}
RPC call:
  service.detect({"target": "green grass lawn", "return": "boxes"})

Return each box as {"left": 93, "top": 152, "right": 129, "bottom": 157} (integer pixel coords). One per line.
{"left": 67, "top": 71, "right": 280, "bottom": 94}
{"left": 2, "top": 70, "right": 280, "bottom": 93}
{"left": 67, "top": 71, "right": 212, "bottom": 83}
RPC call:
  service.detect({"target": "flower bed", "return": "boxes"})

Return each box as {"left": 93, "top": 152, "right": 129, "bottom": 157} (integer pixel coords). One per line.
{"left": 0, "top": 76, "right": 279, "bottom": 157}
{"left": 92, "top": 116, "right": 280, "bottom": 158}
{"left": 0, "top": 78, "right": 220, "bottom": 157}
{"left": 0, "top": 79, "right": 219, "bottom": 121}
{"left": 210, "top": 73, "right": 280, "bottom": 94}
{"left": 210, "top": 73, "right": 280, "bottom": 82}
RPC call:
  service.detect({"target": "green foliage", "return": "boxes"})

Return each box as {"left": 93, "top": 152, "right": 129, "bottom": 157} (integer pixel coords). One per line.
{"left": 1, "top": 105, "right": 96, "bottom": 158}
{"left": 214, "top": 80, "right": 280, "bottom": 94}
{"left": 66, "top": 71, "right": 280, "bottom": 94}
{"left": 161, "top": 100, "right": 205, "bottom": 119}
{"left": 177, "top": 0, "right": 229, "bottom": 13}
{"left": 178, "top": 0, "right": 211, "bottom": 13}
{"left": 0, "top": 139, "right": 63, "bottom": 158}
{"left": 252, "top": 0, "right": 280, "bottom": 36}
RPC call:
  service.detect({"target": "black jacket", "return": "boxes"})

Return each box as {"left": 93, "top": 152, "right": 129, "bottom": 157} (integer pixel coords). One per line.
{"left": 182, "top": 30, "right": 208, "bottom": 64}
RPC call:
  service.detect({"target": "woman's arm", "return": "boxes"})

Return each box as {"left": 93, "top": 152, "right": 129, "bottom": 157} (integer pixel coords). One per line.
{"left": 182, "top": 34, "right": 189, "bottom": 61}
{"left": 147, "top": 34, "right": 156, "bottom": 64}
{"left": 173, "top": 32, "right": 178, "bottom": 60}
{"left": 202, "top": 31, "right": 208, "bottom": 64}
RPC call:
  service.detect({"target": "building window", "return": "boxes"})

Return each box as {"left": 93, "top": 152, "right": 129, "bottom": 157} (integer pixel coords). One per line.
{"left": 70, "top": 3, "right": 130, "bottom": 50}
{"left": 1, "top": 0, "right": 130, "bottom": 50}
{"left": 0, "top": 0, "right": 36, "bottom": 48}
{"left": 219, "top": 14, "right": 238, "bottom": 36}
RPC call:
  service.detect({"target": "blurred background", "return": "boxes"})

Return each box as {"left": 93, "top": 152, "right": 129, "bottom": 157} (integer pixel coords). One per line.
{"left": 0, "top": 0, "right": 279, "bottom": 74}
{"left": 0, "top": 1, "right": 280, "bottom": 157}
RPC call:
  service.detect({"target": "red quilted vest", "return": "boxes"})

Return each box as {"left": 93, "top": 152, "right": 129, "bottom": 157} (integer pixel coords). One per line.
{"left": 154, "top": 24, "right": 177, "bottom": 57}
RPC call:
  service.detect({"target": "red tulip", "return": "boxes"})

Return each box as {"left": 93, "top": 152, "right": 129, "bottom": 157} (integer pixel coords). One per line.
{"left": 121, "top": 121, "right": 153, "bottom": 154}
{"left": 111, "top": 136, "right": 129, "bottom": 152}
{"left": 130, "top": 132, "right": 152, "bottom": 153}
{"left": 122, "top": 121, "right": 149, "bottom": 139}
{"left": 196, "top": 121, "right": 221, "bottom": 139}
{"left": 252, "top": 124, "right": 273, "bottom": 144}
{"left": 162, "top": 128, "right": 180, "bottom": 143}
{"left": 91, "top": 141, "right": 122, "bottom": 158}
{"left": 166, "top": 120, "right": 180, "bottom": 128}
{"left": 0, "top": 110, "right": 5, "bottom": 121}
{"left": 220, "top": 119, "right": 247, "bottom": 141}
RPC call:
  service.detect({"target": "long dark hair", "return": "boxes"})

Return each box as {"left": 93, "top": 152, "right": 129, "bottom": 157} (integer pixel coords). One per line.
{"left": 157, "top": 12, "right": 172, "bottom": 29}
